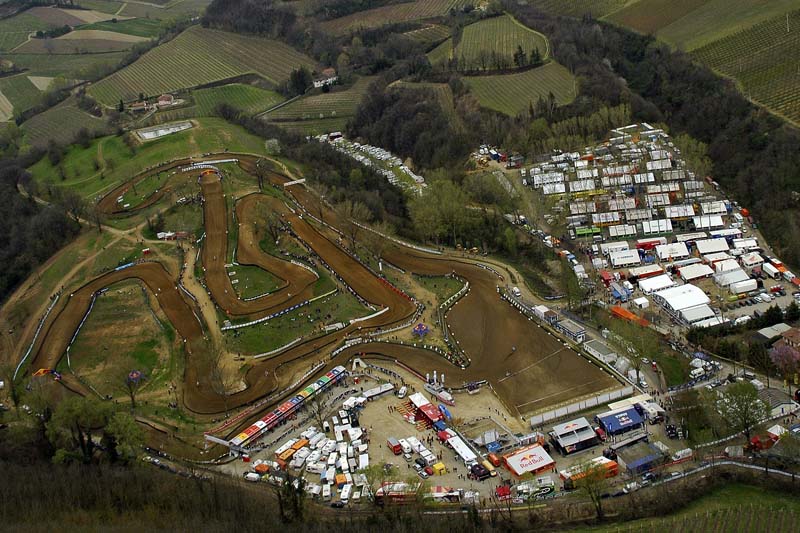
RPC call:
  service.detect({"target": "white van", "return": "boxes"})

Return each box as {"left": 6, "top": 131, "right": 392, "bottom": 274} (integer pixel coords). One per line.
{"left": 398, "top": 439, "right": 412, "bottom": 454}
{"left": 511, "top": 286, "right": 522, "bottom": 298}
{"left": 244, "top": 472, "right": 261, "bottom": 482}
{"left": 322, "top": 484, "right": 332, "bottom": 501}
{"left": 397, "top": 386, "right": 407, "bottom": 399}
{"left": 340, "top": 484, "right": 352, "bottom": 504}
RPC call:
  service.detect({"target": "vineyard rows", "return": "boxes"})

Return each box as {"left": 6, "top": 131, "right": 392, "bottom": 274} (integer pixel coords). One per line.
{"left": 274, "top": 117, "right": 349, "bottom": 135}
{"left": 23, "top": 101, "right": 106, "bottom": 147}
{"left": 427, "top": 14, "right": 548, "bottom": 71}
{"left": 692, "top": 9, "right": 800, "bottom": 123}
{"left": 193, "top": 84, "right": 284, "bottom": 116}
{"left": 402, "top": 24, "right": 451, "bottom": 47}
{"left": 265, "top": 76, "right": 374, "bottom": 122}
{"left": 0, "top": 74, "right": 41, "bottom": 117}
{"left": 630, "top": 506, "right": 799, "bottom": 532}
{"left": 605, "top": 0, "right": 708, "bottom": 36}
{"left": 89, "top": 26, "right": 317, "bottom": 105}
{"left": 530, "top": 0, "right": 628, "bottom": 18}
{"left": 464, "top": 62, "right": 576, "bottom": 116}
{"left": 320, "top": 0, "right": 469, "bottom": 35}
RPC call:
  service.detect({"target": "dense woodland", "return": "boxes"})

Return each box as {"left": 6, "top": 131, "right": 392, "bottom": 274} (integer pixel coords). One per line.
{"left": 0, "top": 165, "right": 79, "bottom": 302}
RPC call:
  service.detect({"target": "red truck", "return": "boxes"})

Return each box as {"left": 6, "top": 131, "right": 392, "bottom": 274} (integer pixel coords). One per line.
{"left": 387, "top": 437, "right": 402, "bottom": 455}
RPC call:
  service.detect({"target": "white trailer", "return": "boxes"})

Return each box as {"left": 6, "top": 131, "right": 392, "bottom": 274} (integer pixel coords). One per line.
{"left": 763, "top": 263, "right": 780, "bottom": 280}
{"left": 730, "top": 279, "right": 757, "bottom": 295}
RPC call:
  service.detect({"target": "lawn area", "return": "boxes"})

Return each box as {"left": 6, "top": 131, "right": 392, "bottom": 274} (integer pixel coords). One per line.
{"left": 68, "top": 279, "right": 173, "bottom": 399}
{"left": 224, "top": 289, "right": 367, "bottom": 354}
{"left": 120, "top": 168, "right": 170, "bottom": 207}
{"left": 580, "top": 483, "right": 800, "bottom": 532}
{"left": 428, "top": 14, "right": 549, "bottom": 70}
{"left": 161, "top": 202, "right": 204, "bottom": 238}
{"left": 82, "top": 17, "right": 164, "bottom": 38}
{"left": 192, "top": 83, "right": 284, "bottom": 116}
{"left": 228, "top": 264, "right": 283, "bottom": 300}
{"left": 27, "top": 117, "right": 268, "bottom": 199}
{"left": 465, "top": 62, "right": 576, "bottom": 116}
{"left": 412, "top": 274, "right": 463, "bottom": 303}
{"left": 0, "top": 11, "right": 56, "bottom": 51}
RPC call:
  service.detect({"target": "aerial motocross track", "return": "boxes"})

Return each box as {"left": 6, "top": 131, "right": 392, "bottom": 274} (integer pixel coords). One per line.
{"left": 25, "top": 153, "right": 617, "bottom": 452}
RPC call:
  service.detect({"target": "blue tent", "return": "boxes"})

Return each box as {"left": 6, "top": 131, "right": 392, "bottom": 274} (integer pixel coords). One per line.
{"left": 597, "top": 408, "right": 644, "bottom": 435}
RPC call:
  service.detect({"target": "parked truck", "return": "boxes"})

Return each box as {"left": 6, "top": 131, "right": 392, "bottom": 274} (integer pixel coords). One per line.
{"left": 763, "top": 263, "right": 781, "bottom": 280}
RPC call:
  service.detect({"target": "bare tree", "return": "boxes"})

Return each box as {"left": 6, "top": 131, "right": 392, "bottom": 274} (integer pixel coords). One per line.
{"left": 573, "top": 459, "right": 612, "bottom": 520}
{"left": 308, "top": 182, "right": 330, "bottom": 224}
{"left": 335, "top": 200, "right": 372, "bottom": 250}
{"left": 363, "top": 220, "right": 395, "bottom": 262}
{"left": 255, "top": 158, "right": 268, "bottom": 191}
{"left": 307, "top": 392, "right": 327, "bottom": 431}
{"left": 125, "top": 370, "right": 145, "bottom": 414}
{"left": 717, "top": 381, "right": 769, "bottom": 442}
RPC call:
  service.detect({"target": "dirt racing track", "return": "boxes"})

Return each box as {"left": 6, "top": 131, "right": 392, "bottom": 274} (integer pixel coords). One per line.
{"left": 24, "top": 152, "right": 620, "bottom": 451}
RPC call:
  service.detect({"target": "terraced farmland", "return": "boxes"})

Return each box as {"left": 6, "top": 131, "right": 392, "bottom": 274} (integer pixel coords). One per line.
{"left": 692, "top": 9, "right": 800, "bottom": 124}
{"left": 530, "top": 0, "right": 628, "bottom": 18}
{"left": 88, "top": 26, "right": 317, "bottom": 105}
{"left": 464, "top": 62, "right": 576, "bottom": 116}
{"left": 264, "top": 76, "right": 374, "bottom": 126}
{"left": 0, "top": 74, "right": 41, "bottom": 119}
{"left": 193, "top": 84, "right": 284, "bottom": 116}
{"left": 320, "top": 0, "right": 470, "bottom": 35}
{"left": 427, "top": 14, "right": 549, "bottom": 71}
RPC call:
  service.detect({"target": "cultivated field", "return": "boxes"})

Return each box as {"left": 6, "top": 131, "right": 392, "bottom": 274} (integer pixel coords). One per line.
{"left": 192, "top": 84, "right": 284, "bottom": 116}
{"left": 464, "top": 62, "right": 576, "bottom": 116}
{"left": 597, "top": 0, "right": 800, "bottom": 51}
{"left": 88, "top": 26, "right": 318, "bottom": 105}
{"left": 27, "top": 6, "right": 123, "bottom": 26}
{"left": 0, "top": 11, "right": 54, "bottom": 51}
{"left": 402, "top": 24, "right": 451, "bottom": 47}
{"left": 320, "top": 0, "right": 470, "bottom": 35}
{"left": 692, "top": 9, "right": 800, "bottom": 124}
{"left": 15, "top": 30, "right": 146, "bottom": 54}
{"left": 530, "top": 0, "right": 628, "bottom": 18}
{"left": 0, "top": 91, "right": 12, "bottom": 122}
{"left": 82, "top": 17, "right": 163, "bottom": 37}
{"left": 21, "top": 99, "right": 107, "bottom": 147}
{"left": 5, "top": 51, "right": 127, "bottom": 78}
{"left": 427, "top": 14, "right": 549, "bottom": 70}
{"left": 264, "top": 76, "right": 374, "bottom": 127}
{"left": 604, "top": 0, "right": 709, "bottom": 37}
{"left": 0, "top": 74, "right": 41, "bottom": 119}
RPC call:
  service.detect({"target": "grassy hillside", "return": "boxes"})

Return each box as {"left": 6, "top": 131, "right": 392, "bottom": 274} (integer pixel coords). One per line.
{"left": 82, "top": 17, "right": 164, "bottom": 38}
{"left": 27, "top": 117, "right": 269, "bottom": 198}
{"left": 692, "top": 9, "right": 800, "bottom": 124}
{"left": 0, "top": 74, "right": 41, "bottom": 120}
{"left": 0, "top": 11, "right": 55, "bottom": 51}
{"left": 464, "top": 62, "right": 576, "bottom": 116}
{"left": 88, "top": 26, "right": 318, "bottom": 105}
{"left": 264, "top": 76, "right": 375, "bottom": 130}
{"left": 604, "top": 0, "right": 709, "bottom": 37}
{"left": 427, "top": 14, "right": 549, "bottom": 70}
{"left": 192, "top": 84, "right": 284, "bottom": 116}
{"left": 402, "top": 24, "right": 451, "bottom": 47}
{"left": 320, "top": 0, "right": 470, "bottom": 35}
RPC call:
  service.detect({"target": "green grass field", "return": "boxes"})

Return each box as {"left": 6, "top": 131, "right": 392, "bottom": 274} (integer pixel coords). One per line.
{"left": 224, "top": 289, "right": 367, "bottom": 354}
{"left": 0, "top": 74, "right": 41, "bottom": 118}
{"left": 82, "top": 17, "right": 164, "bottom": 38}
{"left": 228, "top": 265, "right": 282, "bottom": 300}
{"left": 465, "top": 62, "right": 576, "bottom": 116}
{"left": 192, "top": 84, "right": 284, "bottom": 116}
{"left": 428, "top": 14, "right": 549, "bottom": 70}
{"left": 264, "top": 76, "right": 374, "bottom": 125}
{"left": 88, "top": 25, "right": 318, "bottom": 105}
{"left": 320, "top": 0, "right": 470, "bottom": 35}
{"left": 692, "top": 9, "right": 800, "bottom": 124}
{"left": 27, "top": 117, "right": 269, "bottom": 199}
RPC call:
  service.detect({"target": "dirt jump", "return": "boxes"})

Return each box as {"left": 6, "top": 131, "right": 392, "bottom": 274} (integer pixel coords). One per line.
{"left": 21, "top": 153, "right": 619, "bottom": 451}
